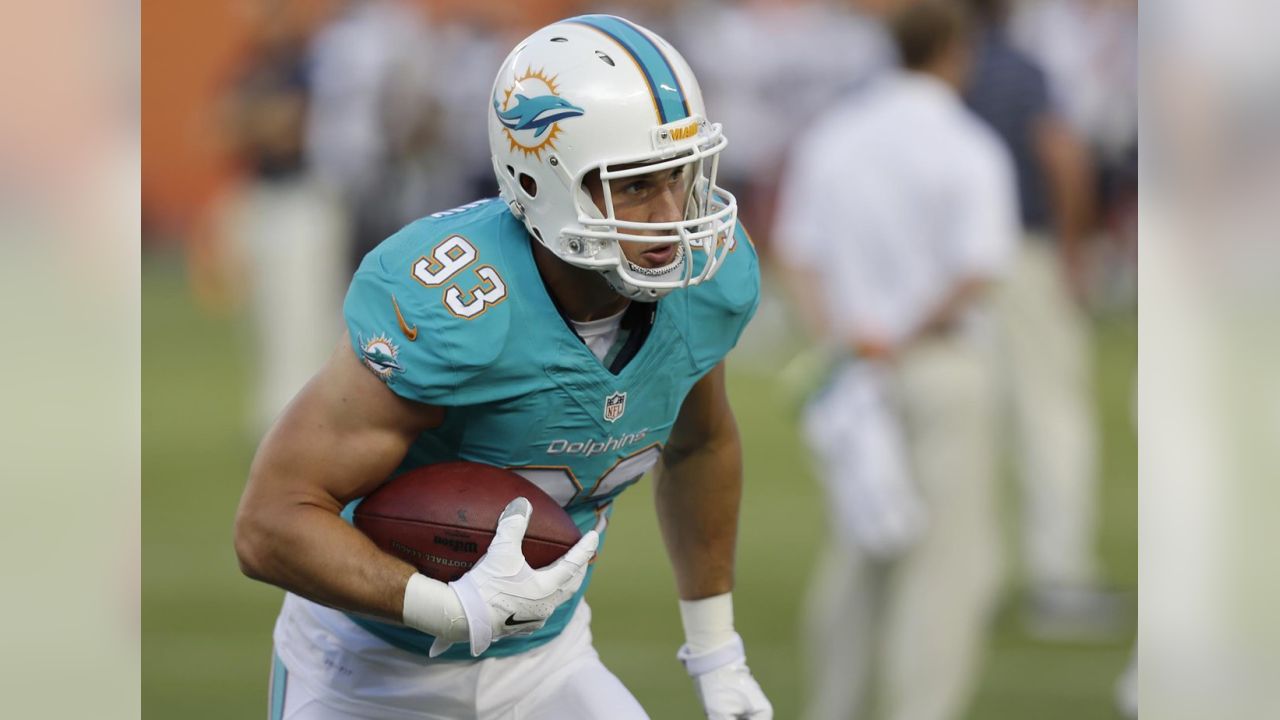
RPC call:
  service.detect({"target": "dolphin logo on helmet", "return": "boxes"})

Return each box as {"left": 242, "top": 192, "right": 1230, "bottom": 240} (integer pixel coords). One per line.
{"left": 493, "top": 94, "right": 585, "bottom": 138}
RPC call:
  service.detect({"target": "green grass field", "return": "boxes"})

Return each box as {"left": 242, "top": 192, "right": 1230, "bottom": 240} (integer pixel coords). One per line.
{"left": 143, "top": 254, "right": 1135, "bottom": 718}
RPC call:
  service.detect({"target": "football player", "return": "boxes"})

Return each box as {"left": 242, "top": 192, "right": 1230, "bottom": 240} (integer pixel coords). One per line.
{"left": 234, "top": 14, "right": 771, "bottom": 720}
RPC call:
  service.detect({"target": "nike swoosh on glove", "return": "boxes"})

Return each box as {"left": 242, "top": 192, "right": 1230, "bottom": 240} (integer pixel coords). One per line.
{"left": 429, "top": 497, "right": 600, "bottom": 657}
{"left": 679, "top": 633, "right": 773, "bottom": 719}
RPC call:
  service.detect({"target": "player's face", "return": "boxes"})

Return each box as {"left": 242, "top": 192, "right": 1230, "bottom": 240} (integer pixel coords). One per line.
{"left": 584, "top": 164, "right": 692, "bottom": 269}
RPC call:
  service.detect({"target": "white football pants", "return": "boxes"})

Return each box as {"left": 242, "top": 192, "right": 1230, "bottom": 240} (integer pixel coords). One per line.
{"left": 269, "top": 594, "right": 648, "bottom": 719}
{"left": 996, "top": 239, "right": 1102, "bottom": 591}
{"left": 803, "top": 332, "right": 1003, "bottom": 720}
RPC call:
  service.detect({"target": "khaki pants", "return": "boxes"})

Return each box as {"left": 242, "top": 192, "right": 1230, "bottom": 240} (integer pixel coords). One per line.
{"left": 226, "top": 177, "right": 348, "bottom": 436}
{"left": 997, "top": 239, "right": 1100, "bottom": 590}
{"left": 803, "top": 332, "right": 1002, "bottom": 720}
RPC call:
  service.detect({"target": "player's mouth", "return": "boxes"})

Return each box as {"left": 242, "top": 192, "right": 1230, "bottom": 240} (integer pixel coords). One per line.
{"left": 638, "top": 242, "right": 678, "bottom": 267}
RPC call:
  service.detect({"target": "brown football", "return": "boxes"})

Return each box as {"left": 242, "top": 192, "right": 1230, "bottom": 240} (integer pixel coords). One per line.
{"left": 353, "top": 461, "right": 582, "bottom": 582}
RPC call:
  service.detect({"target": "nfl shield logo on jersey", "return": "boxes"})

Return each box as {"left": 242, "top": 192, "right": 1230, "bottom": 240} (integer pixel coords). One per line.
{"left": 603, "top": 391, "right": 627, "bottom": 423}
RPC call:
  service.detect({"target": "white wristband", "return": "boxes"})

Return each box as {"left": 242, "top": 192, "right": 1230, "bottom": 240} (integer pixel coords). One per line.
{"left": 678, "top": 592, "right": 737, "bottom": 654}
{"left": 678, "top": 632, "right": 746, "bottom": 677}
{"left": 402, "top": 573, "right": 467, "bottom": 641}
{"left": 448, "top": 572, "right": 495, "bottom": 657}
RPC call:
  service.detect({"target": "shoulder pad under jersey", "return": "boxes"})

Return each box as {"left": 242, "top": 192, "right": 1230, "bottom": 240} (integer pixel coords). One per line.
{"left": 343, "top": 199, "right": 523, "bottom": 405}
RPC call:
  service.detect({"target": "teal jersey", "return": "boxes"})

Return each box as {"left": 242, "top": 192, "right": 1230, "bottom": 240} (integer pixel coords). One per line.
{"left": 341, "top": 198, "right": 760, "bottom": 659}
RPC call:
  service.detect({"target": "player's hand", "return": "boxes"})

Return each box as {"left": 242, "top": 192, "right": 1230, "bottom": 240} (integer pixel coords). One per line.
{"left": 429, "top": 497, "right": 598, "bottom": 657}
{"left": 853, "top": 335, "right": 897, "bottom": 362}
{"left": 678, "top": 634, "right": 773, "bottom": 719}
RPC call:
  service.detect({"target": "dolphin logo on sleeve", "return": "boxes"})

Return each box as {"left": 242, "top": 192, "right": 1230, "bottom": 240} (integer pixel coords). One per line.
{"left": 362, "top": 346, "right": 402, "bottom": 373}
{"left": 358, "top": 335, "right": 403, "bottom": 379}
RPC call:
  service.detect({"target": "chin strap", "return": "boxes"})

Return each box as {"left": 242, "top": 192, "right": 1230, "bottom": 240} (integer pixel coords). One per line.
{"left": 602, "top": 266, "right": 673, "bottom": 301}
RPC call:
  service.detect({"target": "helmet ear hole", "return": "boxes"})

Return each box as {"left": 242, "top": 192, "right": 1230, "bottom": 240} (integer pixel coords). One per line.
{"left": 505, "top": 165, "right": 516, "bottom": 178}
{"left": 518, "top": 173, "right": 538, "bottom": 199}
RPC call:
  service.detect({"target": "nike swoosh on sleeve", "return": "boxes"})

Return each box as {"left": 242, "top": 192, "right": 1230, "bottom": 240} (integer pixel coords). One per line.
{"left": 391, "top": 295, "right": 418, "bottom": 341}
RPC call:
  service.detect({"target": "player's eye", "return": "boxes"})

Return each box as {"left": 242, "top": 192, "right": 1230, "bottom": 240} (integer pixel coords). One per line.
{"left": 621, "top": 179, "right": 650, "bottom": 196}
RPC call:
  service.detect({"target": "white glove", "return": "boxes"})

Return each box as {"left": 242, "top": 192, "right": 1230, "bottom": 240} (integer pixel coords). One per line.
{"left": 428, "top": 497, "right": 599, "bottom": 657}
{"left": 678, "top": 634, "right": 773, "bottom": 719}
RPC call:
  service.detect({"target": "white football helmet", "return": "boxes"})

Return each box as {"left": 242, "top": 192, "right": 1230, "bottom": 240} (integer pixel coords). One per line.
{"left": 488, "top": 15, "right": 737, "bottom": 301}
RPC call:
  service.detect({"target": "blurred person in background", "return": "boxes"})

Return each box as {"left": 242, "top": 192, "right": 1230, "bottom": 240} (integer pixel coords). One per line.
{"left": 573, "top": 0, "right": 681, "bottom": 39}
{"left": 674, "top": 0, "right": 896, "bottom": 371}
{"left": 1140, "top": 4, "right": 1280, "bottom": 712}
{"left": 216, "top": 0, "right": 348, "bottom": 437}
{"left": 1011, "top": 0, "right": 1138, "bottom": 295}
{"left": 406, "top": 0, "right": 583, "bottom": 208}
{"left": 234, "top": 14, "right": 773, "bottom": 719}
{"left": 675, "top": 0, "right": 892, "bottom": 256}
{"left": 772, "top": 2, "right": 1017, "bottom": 718}
{"left": 963, "top": 0, "right": 1124, "bottom": 640}
{"left": 304, "top": 0, "right": 582, "bottom": 273}
{"left": 303, "top": 0, "right": 442, "bottom": 270}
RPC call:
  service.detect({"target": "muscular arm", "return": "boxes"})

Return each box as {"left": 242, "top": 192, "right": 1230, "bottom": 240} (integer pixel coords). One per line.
{"left": 233, "top": 333, "right": 444, "bottom": 623}
{"left": 653, "top": 362, "right": 742, "bottom": 600}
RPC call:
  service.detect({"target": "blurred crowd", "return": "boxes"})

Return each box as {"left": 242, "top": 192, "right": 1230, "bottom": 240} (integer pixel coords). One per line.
{"left": 196, "top": 0, "right": 1135, "bottom": 400}
{"left": 174, "top": 0, "right": 1137, "bottom": 718}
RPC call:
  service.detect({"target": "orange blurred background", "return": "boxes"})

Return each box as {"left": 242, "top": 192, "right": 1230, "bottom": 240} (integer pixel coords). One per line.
{"left": 143, "top": 0, "right": 330, "bottom": 242}
{"left": 142, "top": 0, "right": 581, "bottom": 244}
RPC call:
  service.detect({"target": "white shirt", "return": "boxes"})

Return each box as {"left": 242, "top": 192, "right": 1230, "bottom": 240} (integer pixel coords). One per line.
{"left": 773, "top": 72, "right": 1018, "bottom": 345}
{"left": 569, "top": 308, "right": 627, "bottom": 363}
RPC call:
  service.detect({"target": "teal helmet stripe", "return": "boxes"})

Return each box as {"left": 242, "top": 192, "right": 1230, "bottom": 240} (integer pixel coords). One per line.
{"left": 567, "top": 15, "right": 690, "bottom": 124}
